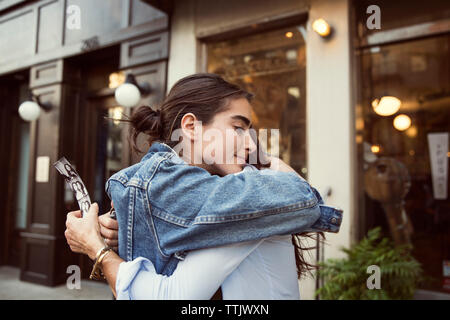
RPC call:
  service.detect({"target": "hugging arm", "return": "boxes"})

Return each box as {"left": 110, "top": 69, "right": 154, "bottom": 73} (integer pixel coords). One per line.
{"left": 149, "top": 161, "right": 341, "bottom": 256}
{"left": 114, "top": 239, "right": 264, "bottom": 300}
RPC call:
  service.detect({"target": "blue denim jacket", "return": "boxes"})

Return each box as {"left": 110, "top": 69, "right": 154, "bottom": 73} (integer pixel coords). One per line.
{"left": 105, "top": 142, "right": 343, "bottom": 276}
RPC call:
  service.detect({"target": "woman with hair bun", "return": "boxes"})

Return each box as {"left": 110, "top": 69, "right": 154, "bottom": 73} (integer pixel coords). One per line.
{"left": 64, "top": 73, "right": 342, "bottom": 299}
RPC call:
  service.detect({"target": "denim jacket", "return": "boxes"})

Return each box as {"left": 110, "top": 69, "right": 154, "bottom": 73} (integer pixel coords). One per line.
{"left": 105, "top": 142, "right": 343, "bottom": 276}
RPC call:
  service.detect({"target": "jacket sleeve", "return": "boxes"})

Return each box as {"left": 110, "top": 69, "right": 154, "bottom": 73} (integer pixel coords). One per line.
{"left": 303, "top": 187, "right": 343, "bottom": 233}
{"left": 147, "top": 159, "right": 333, "bottom": 256}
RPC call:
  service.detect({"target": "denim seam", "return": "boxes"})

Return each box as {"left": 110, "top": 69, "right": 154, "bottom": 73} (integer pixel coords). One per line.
{"left": 149, "top": 198, "right": 318, "bottom": 227}
{"left": 192, "top": 200, "right": 318, "bottom": 225}
{"left": 143, "top": 187, "right": 170, "bottom": 259}
{"left": 108, "top": 153, "right": 173, "bottom": 189}
{"left": 150, "top": 202, "right": 193, "bottom": 227}
{"left": 127, "top": 187, "right": 135, "bottom": 261}
{"left": 142, "top": 153, "right": 173, "bottom": 189}
{"left": 108, "top": 176, "right": 128, "bottom": 186}
{"left": 143, "top": 155, "right": 175, "bottom": 258}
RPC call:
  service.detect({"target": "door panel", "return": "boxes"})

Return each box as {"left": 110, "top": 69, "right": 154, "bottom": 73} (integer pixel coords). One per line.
{"left": 0, "top": 80, "right": 29, "bottom": 267}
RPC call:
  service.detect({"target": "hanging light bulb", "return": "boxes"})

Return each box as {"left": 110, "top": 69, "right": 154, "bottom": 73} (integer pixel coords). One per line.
{"left": 371, "top": 96, "right": 401, "bottom": 116}
{"left": 393, "top": 114, "right": 411, "bottom": 131}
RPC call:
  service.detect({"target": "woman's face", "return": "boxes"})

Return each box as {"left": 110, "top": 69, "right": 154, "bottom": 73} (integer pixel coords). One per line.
{"left": 199, "top": 97, "right": 257, "bottom": 176}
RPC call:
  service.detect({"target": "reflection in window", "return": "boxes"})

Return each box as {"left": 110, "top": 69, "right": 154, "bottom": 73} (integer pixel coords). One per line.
{"left": 94, "top": 106, "right": 125, "bottom": 212}
{"left": 359, "top": 35, "right": 450, "bottom": 293}
{"left": 207, "top": 26, "right": 307, "bottom": 175}
{"left": 107, "top": 106, "right": 124, "bottom": 172}
{"left": 108, "top": 71, "right": 125, "bottom": 89}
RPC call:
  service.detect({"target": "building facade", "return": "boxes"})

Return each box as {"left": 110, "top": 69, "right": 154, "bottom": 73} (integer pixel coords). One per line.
{"left": 0, "top": 0, "right": 169, "bottom": 286}
{"left": 0, "top": 0, "right": 449, "bottom": 299}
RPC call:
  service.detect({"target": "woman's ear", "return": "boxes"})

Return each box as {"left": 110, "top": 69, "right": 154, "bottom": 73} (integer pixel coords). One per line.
{"left": 180, "top": 112, "right": 202, "bottom": 142}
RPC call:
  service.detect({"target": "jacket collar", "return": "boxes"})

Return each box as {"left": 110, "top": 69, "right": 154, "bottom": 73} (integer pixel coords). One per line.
{"left": 141, "top": 142, "right": 186, "bottom": 163}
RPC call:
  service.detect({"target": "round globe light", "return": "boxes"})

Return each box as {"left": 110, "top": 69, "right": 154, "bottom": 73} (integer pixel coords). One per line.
{"left": 115, "top": 83, "right": 141, "bottom": 108}
{"left": 18, "top": 101, "right": 41, "bottom": 122}
{"left": 371, "top": 96, "right": 401, "bottom": 116}
{"left": 393, "top": 114, "right": 411, "bottom": 131}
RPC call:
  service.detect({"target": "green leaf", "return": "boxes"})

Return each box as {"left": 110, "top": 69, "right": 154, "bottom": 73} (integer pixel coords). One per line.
{"left": 316, "top": 227, "right": 423, "bottom": 300}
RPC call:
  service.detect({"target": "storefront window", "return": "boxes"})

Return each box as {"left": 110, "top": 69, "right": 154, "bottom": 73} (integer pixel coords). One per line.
{"left": 94, "top": 105, "right": 125, "bottom": 213}
{"left": 358, "top": 34, "right": 450, "bottom": 293}
{"left": 207, "top": 25, "right": 307, "bottom": 175}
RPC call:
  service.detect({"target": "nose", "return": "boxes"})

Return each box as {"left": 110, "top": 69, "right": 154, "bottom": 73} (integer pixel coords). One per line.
{"left": 245, "top": 129, "right": 258, "bottom": 154}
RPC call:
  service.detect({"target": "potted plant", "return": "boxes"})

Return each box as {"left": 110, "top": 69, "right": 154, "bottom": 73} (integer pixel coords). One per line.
{"left": 315, "top": 227, "right": 423, "bottom": 299}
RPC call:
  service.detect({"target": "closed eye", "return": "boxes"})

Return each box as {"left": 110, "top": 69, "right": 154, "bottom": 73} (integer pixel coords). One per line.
{"left": 233, "top": 126, "right": 245, "bottom": 135}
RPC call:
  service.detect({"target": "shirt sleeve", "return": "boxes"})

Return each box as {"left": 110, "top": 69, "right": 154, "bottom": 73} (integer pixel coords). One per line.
{"left": 115, "top": 239, "right": 264, "bottom": 300}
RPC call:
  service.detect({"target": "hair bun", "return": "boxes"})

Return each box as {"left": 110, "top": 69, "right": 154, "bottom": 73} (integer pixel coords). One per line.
{"left": 130, "top": 106, "right": 164, "bottom": 141}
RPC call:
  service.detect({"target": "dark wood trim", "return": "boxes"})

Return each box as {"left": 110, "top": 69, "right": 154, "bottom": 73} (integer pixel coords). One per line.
{"left": 357, "top": 18, "right": 450, "bottom": 48}
{"left": 0, "top": 0, "right": 30, "bottom": 13}
{"left": 0, "top": 87, "right": 7, "bottom": 265}
{"left": 196, "top": 9, "right": 308, "bottom": 42}
{"left": 0, "top": 82, "right": 21, "bottom": 266}
{"left": 86, "top": 87, "right": 116, "bottom": 99}
{"left": 142, "top": 0, "right": 173, "bottom": 14}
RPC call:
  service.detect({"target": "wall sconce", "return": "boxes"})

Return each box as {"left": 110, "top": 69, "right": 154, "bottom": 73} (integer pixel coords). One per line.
{"left": 312, "top": 18, "right": 332, "bottom": 38}
{"left": 114, "top": 73, "right": 151, "bottom": 108}
{"left": 18, "top": 92, "right": 52, "bottom": 122}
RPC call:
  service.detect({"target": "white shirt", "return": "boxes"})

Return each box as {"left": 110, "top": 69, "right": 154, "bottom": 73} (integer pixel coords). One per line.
{"left": 222, "top": 235, "right": 299, "bottom": 300}
{"left": 115, "top": 235, "right": 299, "bottom": 300}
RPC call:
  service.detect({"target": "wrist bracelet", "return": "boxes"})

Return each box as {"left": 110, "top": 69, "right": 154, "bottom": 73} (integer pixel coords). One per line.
{"left": 89, "top": 246, "right": 112, "bottom": 281}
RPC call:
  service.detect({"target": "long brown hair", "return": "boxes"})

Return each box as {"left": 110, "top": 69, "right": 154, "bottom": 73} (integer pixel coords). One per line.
{"left": 126, "top": 73, "right": 253, "bottom": 152}
{"left": 118, "top": 73, "right": 324, "bottom": 279}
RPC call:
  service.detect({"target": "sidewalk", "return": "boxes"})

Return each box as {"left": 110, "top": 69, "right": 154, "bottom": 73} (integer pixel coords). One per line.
{"left": 0, "top": 266, "right": 112, "bottom": 300}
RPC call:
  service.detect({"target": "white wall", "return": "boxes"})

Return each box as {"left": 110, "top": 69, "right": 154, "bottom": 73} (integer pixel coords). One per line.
{"left": 302, "top": 0, "right": 356, "bottom": 299}
{"left": 167, "top": 0, "right": 197, "bottom": 90}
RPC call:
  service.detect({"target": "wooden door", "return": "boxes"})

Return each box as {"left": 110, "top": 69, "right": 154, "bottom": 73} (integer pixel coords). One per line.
{"left": 0, "top": 79, "right": 29, "bottom": 267}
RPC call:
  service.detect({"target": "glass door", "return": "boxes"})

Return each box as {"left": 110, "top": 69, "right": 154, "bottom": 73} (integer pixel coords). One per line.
{"left": 0, "top": 81, "right": 30, "bottom": 267}
{"left": 358, "top": 34, "right": 450, "bottom": 293}
{"left": 88, "top": 94, "right": 131, "bottom": 216}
